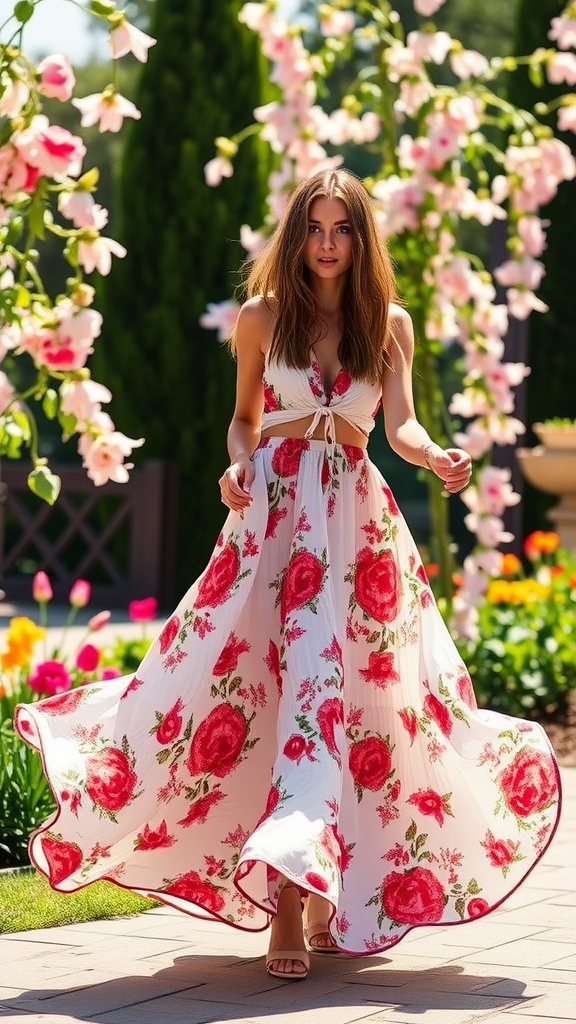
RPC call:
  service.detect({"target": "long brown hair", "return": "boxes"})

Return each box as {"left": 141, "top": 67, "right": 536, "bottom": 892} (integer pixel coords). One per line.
{"left": 238, "top": 169, "right": 397, "bottom": 384}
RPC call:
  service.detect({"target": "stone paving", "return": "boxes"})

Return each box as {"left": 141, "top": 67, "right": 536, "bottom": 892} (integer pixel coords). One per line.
{"left": 0, "top": 768, "right": 574, "bottom": 1024}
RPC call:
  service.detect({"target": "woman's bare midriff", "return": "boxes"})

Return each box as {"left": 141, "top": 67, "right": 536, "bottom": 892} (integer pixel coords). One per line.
{"left": 260, "top": 413, "right": 368, "bottom": 449}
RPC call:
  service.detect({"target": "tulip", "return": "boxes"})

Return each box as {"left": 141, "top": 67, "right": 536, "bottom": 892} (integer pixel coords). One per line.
{"left": 128, "top": 597, "right": 158, "bottom": 622}
{"left": 88, "top": 610, "right": 112, "bottom": 631}
{"left": 75, "top": 643, "right": 100, "bottom": 672}
{"left": 32, "top": 571, "right": 53, "bottom": 603}
{"left": 28, "top": 660, "right": 71, "bottom": 696}
{"left": 69, "top": 579, "right": 91, "bottom": 608}
{"left": 100, "top": 666, "right": 122, "bottom": 680}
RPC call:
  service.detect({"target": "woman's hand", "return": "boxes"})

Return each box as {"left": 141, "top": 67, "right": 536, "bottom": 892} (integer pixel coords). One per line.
{"left": 219, "top": 455, "right": 255, "bottom": 513}
{"left": 424, "top": 444, "right": 472, "bottom": 494}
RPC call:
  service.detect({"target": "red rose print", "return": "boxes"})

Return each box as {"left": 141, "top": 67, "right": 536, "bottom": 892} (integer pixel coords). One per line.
{"left": 467, "top": 898, "right": 489, "bottom": 918}
{"left": 85, "top": 746, "right": 138, "bottom": 812}
{"left": 321, "top": 457, "right": 330, "bottom": 488}
{"left": 481, "top": 831, "right": 520, "bottom": 868}
{"left": 163, "top": 869, "right": 225, "bottom": 913}
{"left": 398, "top": 707, "right": 418, "bottom": 745}
{"left": 304, "top": 871, "right": 329, "bottom": 893}
{"left": 316, "top": 697, "right": 344, "bottom": 762}
{"left": 271, "top": 437, "right": 309, "bottom": 477}
{"left": 41, "top": 836, "right": 83, "bottom": 886}
{"left": 136, "top": 820, "right": 175, "bottom": 850}
{"left": 187, "top": 703, "right": 247, "bottom": 778}
{"left": 456, "top": 670, "right": 476, "bottom": 709}
{"left": 359, "top": 651, "right": 400, "bottom": 688}
{"left": 156, "top": 698, "right": 184, "bottom": 745}
{"left": 265, "top": 506, "right": 288, "bottom": 539}
{"left": 331, "top": 367, "right": 352, "bottom": 396}
{"left": 159, "top": 615, "right": 180, "bottom": 655}
{"left": 284, "top": 734, "right": 307, "bottom": 761}
{"left": 121, "top": 676, "right": 144, "bottom": 699}
{"left": 354, "top": 547, "right": 400, "bottom": 623}
{"left": 342, "top": 444, "right": 363, "bottom": 471}
{"left": 349, "top": 736, "right": 392, "bottom": 791}
{"left": 424, "top": 692, "right": 453, "bottom": 737}
{"left": 416, "top": 564, "right": 429, "bottom": 586}
{"left": 41, "top": 689, "right": 85, "bottom": 716}
{"left": 407, "top": 788, "right": 447, "bottom": 827}
{"left": 382, "top": 484, "right": 400, "bottom": 516}
{"left": 264, "top": 640, "right": 283, "bottom": 694}
{"left": 196, "top": 543, "right": 240, "bottom": 609}
{"left": 177, "top": 788, "right": 225, "bottom": 827}
{"left": 498, "top": 746, "right": 557, "bottom": 818}
{"left": 280, "top": 549, "right": 325, "bottom": 622}
{"left": 212, "top": 632, "right": 250, "bottom": 676}
{"left": 265, "top": 785, "right": 280, "bottom": 815}
{"left": 263, "top": 382, "right": 279, "bottom": 412}
{"left": 320, "top": 824, "right": 352, "bottom": 872}
{"left": 382, "top": 866, "right": 445, "bottom": 925}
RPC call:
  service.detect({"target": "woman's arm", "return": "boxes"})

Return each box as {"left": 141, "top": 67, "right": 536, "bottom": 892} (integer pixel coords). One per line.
{"left": 382, "top": 306, "right": 472, "bottom": 494}
{"left": 219, "top": 298, "right": 269, "bottom": 513}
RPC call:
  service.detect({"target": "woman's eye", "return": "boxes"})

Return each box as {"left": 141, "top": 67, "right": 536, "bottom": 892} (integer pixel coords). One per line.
{"left": 337, "top": 225, "right": 350, "bottom": 233}
{"left": 308, "top": 224, "right": 319, "bottom": 233}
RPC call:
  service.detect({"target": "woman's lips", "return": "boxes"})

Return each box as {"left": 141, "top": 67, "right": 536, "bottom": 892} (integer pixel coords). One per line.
{"left": 318, "top": 257, "right": 337, "bottom": 264}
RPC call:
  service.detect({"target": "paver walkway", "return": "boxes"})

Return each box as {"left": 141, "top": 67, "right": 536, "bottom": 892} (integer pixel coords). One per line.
{"left": 1, "top": 767, "right": 574, "bottom": 1024}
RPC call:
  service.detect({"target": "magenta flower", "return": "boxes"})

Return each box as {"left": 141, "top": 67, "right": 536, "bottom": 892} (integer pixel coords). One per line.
{"left": 28, "top": 660, "right": 71, "bottom": 696}
{"left": 32, "top": 571, "right": 53, "bottom": 603}
{"left": 88, "top": 610, "right": 111, "bottom": 632}
{"left": 75, "top": 643, "right": 100, "bottom": 673}
{"left": 69, "top": 579, "right": 90, "bottom": 608}
{"left": 128, "top": 597, "right": 158, "bottom": 622}
{"left": 100, "top": 666, "right": 122, "bottom": 680}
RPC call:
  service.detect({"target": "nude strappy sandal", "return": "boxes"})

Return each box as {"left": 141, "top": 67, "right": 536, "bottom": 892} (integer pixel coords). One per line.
{"left": 303, "top": 896, "right": 341, "bottom": 955}
{"left": 266, "top": 885, "right": 310, "bottom": 980}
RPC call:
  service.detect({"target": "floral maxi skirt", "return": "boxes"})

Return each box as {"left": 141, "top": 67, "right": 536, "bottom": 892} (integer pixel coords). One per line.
{"left": 15, "top": 437, "right": 561, "bottom": 954}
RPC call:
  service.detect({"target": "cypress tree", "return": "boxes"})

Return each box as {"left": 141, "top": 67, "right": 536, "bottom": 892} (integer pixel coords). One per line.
{"left": 96, "top": 0, "right": 268, "bottom": 595}
{"left": 508, "top": 0, "right": 576, "bottom": 530}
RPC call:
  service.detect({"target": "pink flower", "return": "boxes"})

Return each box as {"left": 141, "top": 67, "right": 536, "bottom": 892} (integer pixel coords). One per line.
{"left": 101, "top": 666, "right": 122, "bottom": 680}
{"left": 79, "top": 430, "right": 144, "bottom": 486}
{"left": 37, "top": 54, "right": 75, "bottom": 102}
{"left": 77, "top": 236, "right": 127, "bottom": 276}
{"left": 88, "top": 610, "right": 111, "bottom": 631}
{"left": 32, "top": 571, "right": 53, "bottom": 603}
{"left": 109, "top": 20, "right": 156, "bottom": 62}
{"left": 128, "top": 597, "right": 158, "bottom": 622}
{"left": 0, "top": 370, "right": 15, "bottom": 415}
{"left": 450, "top": 49, "right": 488, "bottom": 80}
{"left": 15, "top": 115, "right": 85, "bottom": 178}
{"left": 58, "top": 191, "right": 108, "bottom": 230}
{"left": 199, "top": 301, "right": 240, "bottom": 342}
{"left": 76, "top": 643, "right": 100, "bottom": 672}
{"left": 73, "top": 92, "right": 141, "bottom": 133}
{"left": 547, "top": 51, "right": 576, "bottom": 87}
{"left": 28, "top": 660, "right": 71, "bottom": 696}
{"left": 204, "top": 156, "right": 234, "bottom": 186}
{"left": 516, "top": 216, "right": 548, "bottom": 257}
{"left": 59, "top": 379, "right": 112, "bottom": 428}
{"left": 557, "top": 104, "right": 576, "bottom": 133}
{"left": 319, "top": 9, "right": 354, "bottom": 36}
{"left": 407, "top": 31, "right": 452, "bottom": 64}
{"left": 0, "top": 74, "right": 29, "bottom": 117}
{"left": 70, "top": 579, "right": 91, "bottom": 608}
{"left": 413, "top": 0, "right": 446, "bottom": 15}
{"left": 549, "top": 16, "right": 576, "bottom": 51}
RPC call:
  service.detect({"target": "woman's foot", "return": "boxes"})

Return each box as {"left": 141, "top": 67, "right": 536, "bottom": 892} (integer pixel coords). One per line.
{"left": 304, "top": 892, "right": 340, "bottom": 954}
{"left": 266, "top": 884, "right": 309, "bottom": 980}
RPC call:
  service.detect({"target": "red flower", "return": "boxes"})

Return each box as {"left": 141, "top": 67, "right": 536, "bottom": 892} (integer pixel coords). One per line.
{"left": 407, "top": 788, "right": 446, "bottom": 826}
{"left": 163, "top": 869, "right": 225, "bottom": 913}
{"left": 331, "top": 367, "right": 352, "bottom": 396}
{"left": 177, "top": 789, "right": 225, "bottom": 827}
{"left": 349, "top": 736, "right": 392, "bottom": 791}
{"left": 41, "top": 689, "right": 85, "bottom": 716}
{"left": 28, "top": 659, "right": 71, "bottom": 697}
{"left": 136, "top": 820, "right": 175, "bottom": 850}
{"left": 416, "top": 564, "right": 429, "bottom": 587}
{"left": 354, "top": 547, "right": 400, "bottom": 623}
{"left": 264, "top": 640, "right": 283, "bottom": 694}
{"left": 382, "top": 866, "right": 445, "bottom": 924}
{"left": 187, "top": 703, "right": 247, "bottom": 778}
{"left": 159, "top": 615, "right": 180, "bottom": 655}
{"left": 381, "top": 484, "right": 400, "bottom": 516}
{"left": 467, "top": 898, "right": 489, "bottom": 918}
{"left": 271, "top": 437, "right": 309, "bottom": 477}
{"left": 456, "top": 670, "right": 476, "bottom": 709}
{"left": 263, "top": 382, "right": 279, "bottom": 412}
{"left": 212, "top": 632, "right": 250, "bottom": 676}
{"left": 316, "top": 697, "right": 344, "bottom": 761}
{"left": 320, "top": 824, "right": 352, "bottom": 872}
{"left": 265, "top": 785, "right": 280, "bottom": 816}
{"left": 75, "top": 643, "right": 100, "bottom": 673}
{"left": 41, "top": 836, "right": 83, "bottom": 886}
{"left": 265, "top": 506, "right": 288, "bottom": 539}
{"left": 196, "top": 543, "right": 240, "bottom": 608}
{"left": 304, "top": 871, "right": 329, "bottom": 893}
{"left": 359, "top": 651, "right": 400, "bottom": 688}
{"left": 342, "top": 444, "right": 363, "bottom": 471}
{"left": 481, "top": 833, "right": 519, "bottom": 868}
{"left": 424, "top": 692, "right": 453, "bottom": 737}
{"left": 85, "top": 747, "right": 138, "bottom": 812}
{"left": 398, "top": 707, "right": 418, "bottom": 745}
{"left": 280, "top": 549, "right": 324, "bottom": 622}
{"left": 321, "top": 456, "right": 330, "bottom": 487}
{"left": 284, "top": 734, "right": 306, "bottom": 761}
{"left": 128, "top": 597, "right": 158, "bottom": 622}
{"left": 156, "top": 698, "right": 184, "bottom": 745}
{"left": 498, "top": 746, "right": 557, "bottom": 818}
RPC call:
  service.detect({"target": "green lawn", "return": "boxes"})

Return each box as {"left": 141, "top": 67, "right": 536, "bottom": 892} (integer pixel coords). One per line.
{"left": 0, "top": 869, "right": 159, "bottom": 933}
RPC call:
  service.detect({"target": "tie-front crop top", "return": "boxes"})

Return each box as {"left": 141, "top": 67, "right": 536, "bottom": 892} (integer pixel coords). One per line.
{"left": 261, "top": 352, "right": 382, "bottom": 446}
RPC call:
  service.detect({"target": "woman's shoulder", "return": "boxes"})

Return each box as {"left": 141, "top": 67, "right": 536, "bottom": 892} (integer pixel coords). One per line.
{"left": 388, "top": 302, "right": 413, "bottom": 333}
{"left": 235, "top": 296, "right": 276, "bottom": 355}
{"left": 238, "top": 295, "right": 277, "bottom": 326}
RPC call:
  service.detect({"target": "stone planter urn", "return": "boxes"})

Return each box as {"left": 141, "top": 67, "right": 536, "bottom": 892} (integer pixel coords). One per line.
{"left": 517, "top": 422, "right": 576, "bottom": 552}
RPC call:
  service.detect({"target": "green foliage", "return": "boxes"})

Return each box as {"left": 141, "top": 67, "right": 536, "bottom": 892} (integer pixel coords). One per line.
{"left": 96, "top": 0, "right": 269, "bottom": 590}
{"left": 101, "top": 635, "right": 152, "bottom": 672}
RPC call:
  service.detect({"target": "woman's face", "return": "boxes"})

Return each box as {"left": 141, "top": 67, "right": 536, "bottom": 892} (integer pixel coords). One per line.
{"left": 303, "top": 196, "right": 353, "bottom": 281}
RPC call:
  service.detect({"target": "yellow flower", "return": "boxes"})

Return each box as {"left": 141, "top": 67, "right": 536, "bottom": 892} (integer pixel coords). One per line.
{"left": 487, "top": 579, "right": 550, "bottom": 606}
{"left": 0, "top": 616, "right": 45, "bottom": 671}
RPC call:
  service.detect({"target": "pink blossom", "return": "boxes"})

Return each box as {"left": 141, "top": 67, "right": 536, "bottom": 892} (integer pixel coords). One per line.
{"left": 549, "top": 16, "right": 576, "bottom": 50}
{"left": 0, "top": 145, "right": 41, "bottom": 199}
{"left": 199, "top": 301, "right": 240, "bottom": 342}
{"left": 494, "top": 257, "right": 545, "bottom": 290}
{"left": 79, "top": 431, "right": 144, "bottom": 486}
{"left": 76, "top": 643, "right": 100, "bottom": 672}
{"left": 516, "top": 216, "right": 548, "bottom": 257}
{"left": 101, "top": 666, "right": 122, "bottom": 680}
{"left": 239, "top": 224, "right": 266, "bottom": 257}
{"left": 58, "top": 191, "right": 108, "bottom": 230}
{"left": 28, "top": 660, "right": 71, "bottom": 696}
{"left": 548, "top": 51, "right": 576, "bottom": 86}
{"left": 204, "top": 156, "right": 234, "bottom": 186}
{"left": 449, "top": 389, "right": 491, "bottom": 419}
{"left": 60, "top": 379, "right": 112, "bottom": 427}
{"left": 73, "top": 92, "right": 141, "bottom": 133}
{"left": 128, "top": 597, "right": 158, "bottom": 622}
{"left": 407, "top": 31, "right": 452, "bottom": 64}
{"left": 32, "top": 571, "right": 53, "bottom": 603}
{"left": 239, "top": 2, "right": 272, "bottom": 32}
{"left": 414, "top": 0, "right": 447, "bottom": 15}
{"left": 70, "top": 579, "right": 91, "bottom": 608}
{"left": 464, "top": 512, "right": 513, "bottom": 548}
{"left": 385, "top": 43, "right": 422, "bottom": 80}
{"left": 323, "top": 108, "right": 380, "bottom": 146}
{"left": 507, "top": 288, "right": 547, "bottom": 320}
{"left": 88, "top": 610, "right": 111, "bottom": 631}
{"left": 77, "top": 236, "right": 127, "bottom": 276}
{"left": 558, "top": 104, "right": 576, "bottom": 133}
{"left": 433, "top": 256, "right": 477, "bottom": 306}
{"left": 0, "top": 72, "right": 29, "bottom": 117}
{"left": 0, "top": 369, "right": 14, "bottom": 415}
{"left": 395, "top": 79, "right": 435, "bottom": 118}
{"left": 478, "top": 466, "right": 520, "bottom": 515}
{"left": 319, "top": 9, "right": 355, "bottom": 36}
{"left": 15, "top": 116, "right": 85, "bottom": 178}
{"left": 37, "top": 54, "right": 75, "bottom": 101}
{"left": 450, "top": 49, "right": 489, "bottom": 80}
{"left": 109, "top": 20, "right": 156, "bottom": 62}
{"left": 453, "top": 425, "right": 493, "bottom": 460}
{"left": 372, "top": 176, "right": 424, "bottom": 236}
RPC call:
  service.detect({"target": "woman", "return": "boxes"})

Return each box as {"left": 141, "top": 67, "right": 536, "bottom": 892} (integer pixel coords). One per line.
{"left": 15, "top": 170, "right": 560, "bottom": 983}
